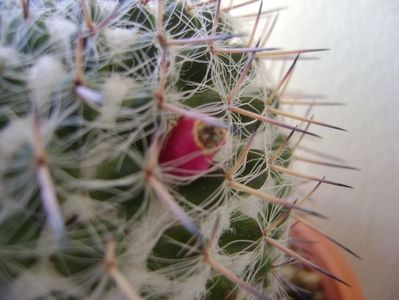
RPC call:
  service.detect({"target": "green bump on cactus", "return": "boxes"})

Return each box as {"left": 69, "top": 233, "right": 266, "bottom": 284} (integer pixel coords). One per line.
{"left": 0, "top": 1, "right": 354, "bottom": 300}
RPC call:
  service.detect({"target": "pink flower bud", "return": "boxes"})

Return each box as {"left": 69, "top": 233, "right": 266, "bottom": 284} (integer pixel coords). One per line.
{"left": 159, "top": 117, "right": 226, "bottom": 176}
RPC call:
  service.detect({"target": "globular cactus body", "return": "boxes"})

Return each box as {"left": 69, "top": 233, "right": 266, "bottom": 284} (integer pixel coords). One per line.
{"left": 0, "top": 1, "right": 352, "bottom": 299}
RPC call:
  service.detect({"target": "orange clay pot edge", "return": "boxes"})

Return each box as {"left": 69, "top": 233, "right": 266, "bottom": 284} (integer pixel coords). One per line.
{"left": 290, "top": 223, "right": 364, "bottom": 300}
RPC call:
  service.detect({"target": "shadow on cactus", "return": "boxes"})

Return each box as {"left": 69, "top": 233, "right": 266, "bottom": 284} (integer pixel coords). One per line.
{"left": 0, "top": 1, "right": 358, "bottom": 300}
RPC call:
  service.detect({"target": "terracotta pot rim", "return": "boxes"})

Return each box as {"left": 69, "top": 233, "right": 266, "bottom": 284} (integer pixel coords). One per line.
{"left": 289, "top": 223, "right": 364, "bottom": 300}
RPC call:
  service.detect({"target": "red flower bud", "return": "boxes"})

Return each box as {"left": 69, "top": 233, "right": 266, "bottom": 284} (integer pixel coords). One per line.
{"left": 159, "top": 117, "right": 226, "bottom": 176}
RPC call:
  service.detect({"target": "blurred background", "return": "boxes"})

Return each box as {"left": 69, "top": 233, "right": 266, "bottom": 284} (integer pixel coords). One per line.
{"left": 232, "top": 0, "right": 399, "bottom": 299}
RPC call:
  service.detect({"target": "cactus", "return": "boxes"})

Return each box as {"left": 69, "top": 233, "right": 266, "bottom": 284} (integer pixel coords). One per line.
{"left": 0, "top": 1, "right": 355, "bottom": 299}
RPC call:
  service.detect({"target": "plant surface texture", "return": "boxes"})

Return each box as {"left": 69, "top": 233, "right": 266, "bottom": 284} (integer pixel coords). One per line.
{"left": 0, "top": 1, "right": 356, "bottom": 299}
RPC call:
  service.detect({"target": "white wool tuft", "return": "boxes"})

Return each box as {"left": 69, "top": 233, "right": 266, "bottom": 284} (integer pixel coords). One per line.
{"left": 172, "top": 269, "right": 210, "bottom": 300}
{"left": 200, "top": 204, "right": 234, "bottom": 241}
{"left": 3, "top": 265, "right": 83, "bottom": 300}
{"left": 28, "top": 56, "right": 65, "bottom": 108}
{"left": 0, "top": 47, "right": 21, "bottom": 66}
{"left": 101, "top": 74, "right": 135, "bottom": 123}
{"left": 217, "top": 251, "right": 254, "bottom": 277}
{"left": 104, "top": 27, "right": 138, "bottom": 54}
{"left": 97, "top": 0, "right": 120, "bottom": 17}
{"left": 45, "top": 17, "right": 77, "bottom": 44}
{"left": 0, "top": 118, "right": 32, "bottom": 161}
{"left": 62, "top": 193, "right": 119, "bottom": 223}
{"left": 125, "top": 201, "right": 175, "bottom": 265}
{"left": 237, "top": 196, "right": 264, "bottom": 221}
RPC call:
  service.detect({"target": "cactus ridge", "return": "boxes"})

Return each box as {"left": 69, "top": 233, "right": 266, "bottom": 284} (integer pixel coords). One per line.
{"left": 0, "top": 1, "right": 353, "bottom": 299}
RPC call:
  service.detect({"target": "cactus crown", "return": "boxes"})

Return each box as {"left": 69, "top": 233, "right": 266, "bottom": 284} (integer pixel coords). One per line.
{"left": 0, "top": 1, "right": 352, "bottom": 299}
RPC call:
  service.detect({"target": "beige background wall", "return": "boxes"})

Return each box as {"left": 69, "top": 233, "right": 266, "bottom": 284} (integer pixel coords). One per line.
{"left": 233, "top": 0, "right": 399, "bottom": 299}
